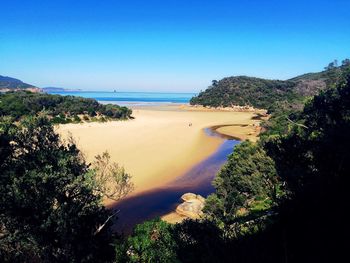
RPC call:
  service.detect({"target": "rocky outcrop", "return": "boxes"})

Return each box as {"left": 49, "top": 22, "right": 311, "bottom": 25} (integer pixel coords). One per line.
{"left": 175, "top": 193, "right": 205, "bottom": 219}
{"left": 161, "top": 193, "right": 206, "bottom": 223}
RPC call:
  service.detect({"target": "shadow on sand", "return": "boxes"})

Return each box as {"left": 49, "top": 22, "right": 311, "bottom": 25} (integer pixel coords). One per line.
{"left": 111, "top": 127, "right": 240, "bottom": 233}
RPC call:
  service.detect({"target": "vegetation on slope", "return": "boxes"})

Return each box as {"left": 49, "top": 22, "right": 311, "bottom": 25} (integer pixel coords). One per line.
{"left": 204, "top": 141, "right": 280, "bottom": 229}
{"left": 0, "top": 75, "right": 39, "bottom": 90}
{"left": 0, "top": 91, "right": 132, "bottom": 123}
{"left": 116, "top": 66, "right": 350, "bottom": 262}
{"left": 0, "top": 116, "right": 133, "bottom": 262}
{"left": 190, "top": 59, "right": 350, "bottom": 113}
{"left": 191, "top": 77, "right": 298, "bottom": 110}
{"left": 259, "top": 60, "right": 350, "bottom": 138}
{"left": 2, "top": 62, "right": 350, "bottom": 262}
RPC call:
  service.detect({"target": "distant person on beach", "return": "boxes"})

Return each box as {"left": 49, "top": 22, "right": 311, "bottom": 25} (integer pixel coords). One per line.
{"left": 189, "top": 122, "right": 192, "bottom": 127}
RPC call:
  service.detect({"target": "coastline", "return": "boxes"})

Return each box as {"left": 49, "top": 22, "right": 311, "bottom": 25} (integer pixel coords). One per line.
{"left": 57, "top": 104, "right": 262, "bottom": 206}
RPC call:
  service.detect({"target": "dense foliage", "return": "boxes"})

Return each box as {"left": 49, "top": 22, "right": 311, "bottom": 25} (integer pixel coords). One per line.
{"left": 121, "top": 219, "right": 177, "bottom": 262}
{"left": 191, "top": 77, "right": 298, "bottom": 111}
{"left": 2, "top": 62, "right": 350, "bottom": 262}
{"left": 261, "top": 61, "right": 350, "bottom": 138}
{"left": 0, "top": 91, "right": 132, "bottom": 123}
{"left": 204, "top": 141, "right": 279, "bottom": 229}
{"left": 117, "top": 219, "right": 228, "bottom": 263}
{"left": 120, "top": 66, "right": 350, "bottom": 262}
{"left": 258, "top": 67, "right": 350, "bottom": 262}
{"left": 190, "top": 60, "right": 350, "bottom": 114}
{"left": 0, "top": 116, "right": 133, "bottom": 262}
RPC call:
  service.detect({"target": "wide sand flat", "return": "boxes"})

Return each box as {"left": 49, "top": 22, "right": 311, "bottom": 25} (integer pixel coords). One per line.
{"left": 58, "top": 106, "right": 261, "bottom": 201}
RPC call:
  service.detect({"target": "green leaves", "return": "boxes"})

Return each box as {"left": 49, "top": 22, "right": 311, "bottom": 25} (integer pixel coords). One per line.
{"left": 0, "top": 91, "right": 132, "bottom": 123}
{"left": 190, "top": 76, "right": 300, "bottom": 110}
{"left": 0, "top": 116, "right": 115, "bottom": 262}
{"left": 125, "top": 219, "right": 178, "bottom": 263}
{"left": 204, "top": 141, "right": 279, "bottom": 228}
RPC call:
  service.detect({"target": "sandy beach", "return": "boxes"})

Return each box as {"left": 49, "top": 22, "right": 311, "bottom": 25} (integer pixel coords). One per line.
{"left": 57, "top": 105, "right": 262, "bottom": 204}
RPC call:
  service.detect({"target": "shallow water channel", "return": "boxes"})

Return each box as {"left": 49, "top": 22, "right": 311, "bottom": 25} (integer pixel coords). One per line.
{"left": 111, "top": 127, "right": 240, "bottom": 233}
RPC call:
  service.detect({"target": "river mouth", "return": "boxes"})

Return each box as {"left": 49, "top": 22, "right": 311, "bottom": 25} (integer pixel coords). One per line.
{"left": 112, "top": 127, "right": 240, "bottom": 234}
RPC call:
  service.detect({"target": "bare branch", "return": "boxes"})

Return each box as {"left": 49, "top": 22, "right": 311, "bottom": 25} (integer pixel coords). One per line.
{"left": 92, "top": 151, "right": 134, "bottom": 201}
{"left": 287, "top": 117, "right": 309, "bottom": 129}
{"left": 94, "top": 209, "right": 120, "bottom": 235}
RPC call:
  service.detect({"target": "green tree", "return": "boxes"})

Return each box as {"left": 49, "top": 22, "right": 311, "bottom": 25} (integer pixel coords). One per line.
{"left": 0, "top": 91, "right": 132, "bottom": 123}
{"left": 172, "top": 219, "right": 225, "bottom": 263}
{"left": 123, "top": 218, "right": 177, "bottom": 263}
{"left": 261, "top": 69, "right": 350, "bottom": 262}
{"left": 266, "top": 70, "right": 350, "bottom": 195}
{"left": 0, "top": 116, "right": 131, "bottom": 262}
{"left": 204, "top": 141, "right": 279, "bottom": 231}
{"left": 342, "top": 58, "right": 350, "bottom": 67}
{"left": 324, "top": 60, "right": 338, "bottom": 70}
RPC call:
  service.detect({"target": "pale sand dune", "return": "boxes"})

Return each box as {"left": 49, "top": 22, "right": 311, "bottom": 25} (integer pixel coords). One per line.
{"left": 57, "top": 107, "right": 261, "bottom": 200}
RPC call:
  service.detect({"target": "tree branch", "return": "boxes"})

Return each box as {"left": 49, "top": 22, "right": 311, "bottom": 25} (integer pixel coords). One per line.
{"left": 287, "top": 118, "right": 309, "bottom": 129}
{"left": 94, "top": 209, "right": 120, "bottom": 235}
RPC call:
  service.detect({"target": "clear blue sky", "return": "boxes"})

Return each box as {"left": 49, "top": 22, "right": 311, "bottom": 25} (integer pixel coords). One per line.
{"left": 0, "top": 0, "right": 349, "bottom": 92}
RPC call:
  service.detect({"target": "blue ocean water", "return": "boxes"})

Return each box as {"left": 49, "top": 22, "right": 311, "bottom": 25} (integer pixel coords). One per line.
{"left": 48, "top": 91, "right": 196, "bottom": 106}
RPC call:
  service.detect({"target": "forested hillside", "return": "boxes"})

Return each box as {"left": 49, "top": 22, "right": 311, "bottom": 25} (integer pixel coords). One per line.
{"left": 114, "top": 63, "right": 350, "bottom": 262}
{"left": 190, "top": 59, "right": 350, "bottom": 112}
{"left": 1, "top": 64, "right": 350, "bottom": 262}
{"left": 0, "top": 75, "right": 40, "bottom": 91}
{"left": 0, "top": 91, "right": 132, "bottom": 123}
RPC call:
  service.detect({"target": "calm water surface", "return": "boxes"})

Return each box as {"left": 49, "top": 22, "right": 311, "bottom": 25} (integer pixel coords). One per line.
{"left": 48, "top": 91, "right": 196, "bottom": 106}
